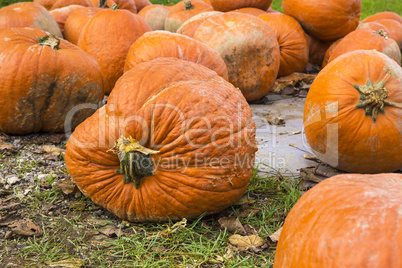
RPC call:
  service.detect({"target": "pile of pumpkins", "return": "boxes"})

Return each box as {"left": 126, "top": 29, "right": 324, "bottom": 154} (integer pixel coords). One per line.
{"left": 0, "top": 0, "right": 401, "bottom": 266}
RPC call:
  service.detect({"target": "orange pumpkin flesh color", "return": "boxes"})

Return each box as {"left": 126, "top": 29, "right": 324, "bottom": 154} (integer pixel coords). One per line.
{"left": 137, "top": 5, "right": 172, "bottom": 31}
{"left": 304, "top": 50, "right": 402, "bottom": 173}
{"left": 274, "top": 173, "right": 402, "bottom": 268}
{"left": 65, "top": 58, "right": 257, "bottom": 222}
{"left": 63, "top": 7, "right": 102, "bottom": 45}
{"left": 210, "top": 0, "right": 272, "bottom": 12}
{"left": 49, "top": 4, "right": 85, "bottom": 34}
{"left": 0, "top": 28, "right": 105, "bottom": 135}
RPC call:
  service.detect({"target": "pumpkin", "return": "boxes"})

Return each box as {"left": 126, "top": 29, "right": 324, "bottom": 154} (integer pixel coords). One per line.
{"left": 229, "top": 7, "right": 266, "bottom": 17}
{"left": 78, "top": 4, "right": 151, "bottom": 94}
{"left": 176, "top": 11, "right": 222, "bottom": 38}
{"left": 50, "top": 5, "right": 85, "bottom": 34}
{"left": 124, "top": 31, "right": 228, "bottom": 80}
{"left": 164, "top": 0, "right": 213, "bottom": 33}
{"left": 137, "top": 5, "right": 171, "bottom": 31}
{"left": 34, "top": 0, "right": 94, "bottom": 10}
{"left": 201, "top": 0, "right": 211, "bottom": 5}
{"left": 282, "top": 0, "right": 361, "bottom": 41}
{"left": 274, "top": 173, "right": 402, "bottom": 268}
{"left": 357, "top": 21, "right": 390, "bottom": 36}
{"left": 258, "top": 13, "right": 309, "bottom": 77}
{"left": 33, "top": 0, "right": 56, "bottom": 10}
{"left": 304, "top": 50, "right": 402, "bottom": 173}
{"left": 64, "top": 57, "right": 257, "bottom": 222}
{"left": 322, "top": 38, "right": 342, "bottom": 67}
{"left": 192, "top": 12, "right": 280, "bottom": 101}
{"left": 210, "top": 0, "right": 272, "bottom": 12}
{"left": 90, "top": 0, "right": 137, "bottom": 13}
{"left": 0, "top": 2, "right": 62, "bottom": 38}
{"left": 305, "top": 34, "right": 333, "bottom": 66}
{"left": 362, "top": 11, "right": 402, "bottom": 25}
{"left": 375, "top": 19, "right": 402, "bottom": 50}
{"left": 0, "top": 28, "right": 104, "bottom": 135}
{"left": 326, "top": 28, "right": 401, "bottom": 66}
{"left": 133, "top": 0, "right": 151, "bottom": 12}
{"left": 266, "top": 7, "right": 280, "bottom": 14}
{"left": 64, "top": 7, "right": 102, "bottom": 44}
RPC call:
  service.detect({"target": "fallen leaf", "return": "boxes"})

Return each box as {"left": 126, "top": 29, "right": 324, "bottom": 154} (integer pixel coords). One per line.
{"left": 0, "top": 141, "right": 18, "bottom": 154}
{"left": 100, "top": 227, "right": 125, "bottom": 238}
{"left": 9, "top": 219, "right": 43, "bottom": 237}
{"left": 267, "top": 116, "right": 285, "bottom": 126}
{"left": 55, "top": 179, "right": 78, "bottom": 195}
{"left": 147, "top": 218, "right": 187, "bottom": 239}
{"left": 234, "top": 196, "right": 257, "bottom": 206}
{"left": 238, "top": 208, "right": 261, "bottom": 218}
{"left": 229, "top": 234, "right": 265, "bottom": 250}
{"left": 218, "top": 216, "right": 246, "bottom": 235}
{"left": 269, "top": 227, "right": 282, "bottom": 243}
{"left": 272, "top": 72, "right": 316, "bottom": 94}
{"left": 45, "top": 258, "right": 83, "bottom": 267}
{"left": 0, "top": 202, "right": 19, "bottom": 211}
{"left": 43, "top": 145, "right": 65, "bottom": 156}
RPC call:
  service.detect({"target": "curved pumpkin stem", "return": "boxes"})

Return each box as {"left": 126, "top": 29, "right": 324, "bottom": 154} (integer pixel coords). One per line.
{"left": 374, "top": 29, "right": 388, "bottom": 39}
{"left": 111, "top": 3, "right": 119, "bottom": 10}
{"left": 183, "top": 1, "right": 194, "bottom": 10}
{"left": 112, "top": 136, "right": 159, "bottom": 189}
{"left": 98, "top": 0, "right": 109, "bottom": 8}
{"left": 38, "top": 35, "right": 61, "bottom": 50}
{"left": 354, "top": 79, "right": 402, "bottom": 122}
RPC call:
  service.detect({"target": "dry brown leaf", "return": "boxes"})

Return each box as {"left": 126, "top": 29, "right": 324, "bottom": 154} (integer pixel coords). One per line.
{"left": 273, "top": 72, "right": 317, "bottom": 94}
{"left": 218, "top": 216, "right": 246, "bottom": 235}
{"left": 43, "top": 145, "right": 65, "bottom": 155}
{"left": 229, "top": 234, "right": 265, "bottom": 250}
{"left": 9, "top": 218, "right": 43, "bottom": 237}
{"left": 100, "top": 227, "right": 124, "bottom": 238}
{"left": 147, "top": 218, "right": 187, "bottom": 239}
{"left": 269, "top": 227, "right": 282, "bottom": 243}
{"left": 55, "top": 179, "right": 78, "bottom": 195}
{"left": 45, "top": 258, "right": 83, "bottom": 267}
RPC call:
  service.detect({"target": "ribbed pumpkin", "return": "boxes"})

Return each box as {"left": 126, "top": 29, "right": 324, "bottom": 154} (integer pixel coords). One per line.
{"left": 124, "top": 31, "right": 228, "bottom": 80}
{"left": 65, "top": 57, "right": 257, "bottom": 222}
{"left": 50, "top": 5, "right": 85, "bottom": 34}
{"left": 0, "top": 2, "right": 62, "bottom": 37}
{"left": 176, "top": 11, "right": 221, "bottom": 38}
{"left": 0, "top": 27, "right": 104, "bottom": 135}
{"left": 90, "top": 0, "right": 137, "bottom": 13}
{"left": 164, "top": 0, "right": 213, "bottom": 33}
{"left": 362, "top": 11, "right": 402, "bottom": 25}
{"left": 357, "top": 21, "right": 390, "bottom": 36}
{"left": 326, "top": 28, "right": 401, "bottom": 66}
{"left": 64, "top": 7, "right": 102, "bottom": 44}
{"left": 282, "top": 0, "right": 361, "bottom": 41}
{"left": 322, "top": 38, "right": 342, "bottom": 67}
{"left": 137, "top": 5, "right": 171, "bottom": 30}
{"left": 193, "top": 12, "right": 280, "bottom": 101}
{"left": 274, "top": 173, "right": 402, "bottom": 268}
{"left": 230, "top": 7, "right": 266, "bottom": 17}
{"left": 37, "top": 0, "right": 95, "bottom": 10}
{"left": 210, "top": 0, "right": 272, "bottom": 12}
{"left": 78, "top": 5, "right": 151, "bottom": 94}
{"left": 133, "top": 0, "right": 151, "bottom": 12}
{"left": 305, "top": 34, "right": 333, "bottom": 66}
{"left": 258, "top": 13, "right": 309, "bottom": 77}
{"left": 304, "top": 50, "right": 402, "bottom": 173}
{"left": 375, "top": 19, "right": 402, "bottom": 50}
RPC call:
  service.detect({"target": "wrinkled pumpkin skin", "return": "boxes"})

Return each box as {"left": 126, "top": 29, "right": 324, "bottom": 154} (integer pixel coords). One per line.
{"left": 124, "top": 31, "right": 228, "bottom": 80}
{"left": 274, "top": 173, "right": 402, "bottom": 268}
{"left": 49, "top": 4, "right": 85, "bottom": 34}
{"left": 176, "top": 11, "right": 222, "bottom": 38}
{"left": 137, "top": 5, "right": 171, "bottom": 31}
{"left": 304, "top": 50, "right": 402, "bottom": 173}
{"left": 0, "top": 28, "right": 105, "bottom": 135}
{"left": 65, "top": 58, "right": 257, "bottom": 222}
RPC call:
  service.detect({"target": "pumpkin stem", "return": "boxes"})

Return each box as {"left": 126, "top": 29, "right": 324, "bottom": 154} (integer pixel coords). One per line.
{"left": 374, "top": 29, "right": 388, "bottom": 39}
{"left": 183, "top": 1, "right": 194, "bottom": 10}
{"left": 98, "top": 0, "right": 109, "bottom": 8}
{"left": 112, "top": 136, "right": 159, "bottom": 189}
{"left": 38, "top": 35, "right": 61, "bottom": 50}
{"left": 111, "top": 3, "right": 119, "bottom": 10}
{"left": 354, "top": 79, "right": 402, "bottom": 122}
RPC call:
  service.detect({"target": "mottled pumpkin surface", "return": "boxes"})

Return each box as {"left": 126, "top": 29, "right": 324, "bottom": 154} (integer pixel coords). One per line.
{"left": 274, "top": 173, "right": 402, "bottom": 268}
{"left": 65, "top": 58, "right": 257, "bottom": 222}
{"left": 210, "top": 0, "right": 272, "bottom": 12}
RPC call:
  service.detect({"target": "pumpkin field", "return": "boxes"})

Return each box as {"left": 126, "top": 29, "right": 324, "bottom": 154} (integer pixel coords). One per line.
{"left": 0, "top": 0, "right": 401, "bottom": 267}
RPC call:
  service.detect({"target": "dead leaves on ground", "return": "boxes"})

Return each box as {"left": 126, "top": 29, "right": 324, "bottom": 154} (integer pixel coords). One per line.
{"left": 1, "top": 218, "right": 43, "bottom": 237}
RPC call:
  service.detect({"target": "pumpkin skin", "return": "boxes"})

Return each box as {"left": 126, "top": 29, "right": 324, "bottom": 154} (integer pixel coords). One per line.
{"left": 210, "top": 0, "right": 272, "bottom": 12}
{"left": 176, "top": 11, "right": 221, "bottom": 38}
{"left": 65, "top": 57, "right": 257, "bottom": 222}
{"left": 164, "top": 0, "right": 213, "bottom": 33}
{"left": 34, "top": 0, "right": 95, "bottom": 10}
{"left": 64, "top": 7, "right": 102, "bottom": 44}
{"left": 274, "top": 173, "right": 402, "bottom": 268}
{"left": 305, "top": 34, "right": 333, "bottom": 66}
{"left": 258, "top": 13, "right": 309, "bottom": 77}
{"left": 357, "top": 21, "right": 390, "bottom": 36}
{"left": 326, "top": 28, "right": 401, "bottom": 66}
{"left": 282, "top": 0, "right": 361, "bottom": 41}
{"left": 322, "top": 38, "right": 342, "bottom": 67}
{"left": 375, "top": 19, "right": 402, "bottom": 50}
{"left": 0, "top": 2, "right": 62, "bottom": 38}
{"left": 50, "top": 5, "right": 85, "bottom": 34}
{"left": 230, "top": 7, "right": 266, "bottom": 17}
{"left": 0, "top": 27, "right": 105, "bottom": 135}
{"left": 193, "top": 12, "right": 280, "bottom": 101}
{"left": 137, "top": 5, "right": 171, "bottom": 31}
{"left": 362, "top": 11, "right": 402, "bottom": 25}
{"left": 78, "top": 7, "right": 151, "bottom": 94}
{"left": 90, "top": 0, "right": 137, "bottom": 13}
{"left": 133, "top": 0, "right": 151, "bottom": 12}
{"left": 304, "top": 50, "right": 402, "bottom": 173}
{"left": 124, "top": 31, "right": 228, "bottom": 80}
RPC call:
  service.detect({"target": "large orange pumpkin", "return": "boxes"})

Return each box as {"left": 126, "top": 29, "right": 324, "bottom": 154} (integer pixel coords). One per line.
{"left": 176, "top": 11, "right": 221, "bottom": 38}
{"left": 282, "top": 0, "right": 361, "bottom": 41}
{"left": 305, "top": 34, "right": 334, "bottom": 66}
{"left": 50, "top": 5, "right": 85, "bottom": 34}
{"left": 304, "top": 50, "right": 402, "bottom": 173}
{"left": 258, "top": 13, "right": 309, "bottom": 77}
{"left": 63, "top": 7, "right": 102, "bottom": 44}
{"left": 137, "top": 5, "right": 171, "bottom": 31}
{"left": 210, "top": 0, "right": 272, "bottom": 12}
{"left": 124, "top": 31, "right": 228, "bottom": 80}
{"left": 362, "top": 11, "right": 402, "bottom": 25}
{"left": 78, "top": 5, "right": 151, "bottom": 94}
{"left": 375, "top": 19, "right": 402, "bottom": 50}
{"left": 133, "top": 0, "right": 151, "bottom": 12}
{"left": 274, "top": 173, "right": 402, "bottom": 268}
{"left": 0, "top": 2, "right": 62, "bottom": 37}
{"left": 65, "top": 57, "right": 257, "bottom": 222}
{"left": 90, "top": 0, "right": 137, "bottom": 13}
{"left": 193, "top": 12, "right": 280, "bottom": 101}
{"left": 0, "top": 28, "right": 104, "bottom": 135}
{"left": 230, "top": 7, "right": 266, "bottom": 17}
{"left": 326, "top": 28, "right": 401, "bottom": 65}
{"left": 322, "top": 38, "right": 342, "bottom": 68}
{"left": 34, "top": 0, "right": 95, "bottom": 10}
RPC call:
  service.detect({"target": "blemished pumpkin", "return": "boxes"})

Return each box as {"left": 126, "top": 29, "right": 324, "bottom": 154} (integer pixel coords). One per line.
{"left": 137, "top": 5, "right": 171, "bottom": 31}
{"left": 326, "top": 28, "right": 401, "bottom": 66}
{"left": 0, "top": 2, "right": 62, "bottom": 38}
{"left": 258, "top": 13, "right": 309, "bottom": 77}
{"left": 78, "top": 4, "right": 151, "bottom": 94}
{"left": 50, "top": 5, "right": 85, "bottom": 34}
{"left": 362, "top": 11, "right": 402, "bottom": 25}
{"left": 304, "top": 50, "right": 402, "bottom": 173}
{"left": 65, "top": 57, "right": 257, "bottom": 222}
{"left": 133, "top": 0, "right": 151, "bottom": 12}
{"left": 90, "top": 0, "right": 137, "bottom": 13}
{"left": 274, "top": 173, "right": 402, "bottom": 268}
{"left": 305, "top": 34, "right": 333, "bottom": 66}
{"left": 374, "top": 19, "right": 402, "bottom": 50}
{"left": 210, "top": 0, "right": 272, "bottom": 12}
{"left": 124, "top": 31, "right": 228, "bottom": 80}
{"left": 357, "top": 21, "right": 390, "bottom": 36}
{"left": 164, "top": 0, "right": 213, "bottom": 33}
{"left": 38, "top": 0, "right": 95, "bottom": 10}
{"left": 63, "top": 7, "right": 102, "bottom": 45}
{"left": 192, "top": 12, "right": 280, "bottom": 101}
{"left": 176, "top": 11, "right": 222, "bottom": 38}
{"left": 282, "top": 0, "right": 361, "bottom": 41}
{"left": 0, "top": 27, "right": 104, "bottom": 135}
